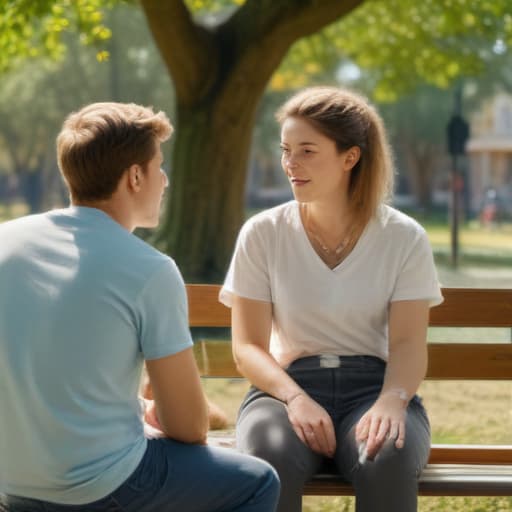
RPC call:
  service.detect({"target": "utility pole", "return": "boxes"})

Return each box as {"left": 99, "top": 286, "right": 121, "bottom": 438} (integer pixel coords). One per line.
{"left": 447, "top": 84, "right": 469, "bottom": 268}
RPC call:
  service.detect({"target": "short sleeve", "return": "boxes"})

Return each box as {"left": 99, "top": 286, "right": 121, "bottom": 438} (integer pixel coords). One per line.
{"left": 136, "top": 258, "right": 193, "bottom": 360}
{"left": 219, "top": 217, "right": 272, "bottom": 307}
{"left": 391, "top": 228, "right": 444, "bottom": 307}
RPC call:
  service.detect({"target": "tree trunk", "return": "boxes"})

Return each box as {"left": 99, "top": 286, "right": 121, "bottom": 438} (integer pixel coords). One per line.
{"left": 156, "top": 91, "right": 259, "bottom": 282}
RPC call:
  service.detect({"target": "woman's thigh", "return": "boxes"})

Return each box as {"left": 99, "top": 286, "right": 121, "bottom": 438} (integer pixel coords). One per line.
{"left": 237, "top": 392, "right": 322, "bottom": 512}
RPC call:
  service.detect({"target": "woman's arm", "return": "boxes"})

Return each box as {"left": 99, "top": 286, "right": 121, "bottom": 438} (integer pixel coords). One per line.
{"left": 145, "top": 347, "right": 209, "bottom": 444}
{"left": 356, "top": 299, "right": 430, "bottom": 459}
{"left": 232, "top": 295, "right": 336, "bottom": 457}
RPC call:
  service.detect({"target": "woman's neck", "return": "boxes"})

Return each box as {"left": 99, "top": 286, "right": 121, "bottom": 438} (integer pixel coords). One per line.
{"left": 300, "top": 199, "right": 352, "bottom": 239}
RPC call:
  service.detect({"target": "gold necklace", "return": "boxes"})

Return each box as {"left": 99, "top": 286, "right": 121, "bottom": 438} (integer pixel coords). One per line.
{"left": 301, "top": 205, "right": 353, "bottom": 260}
{"left": 307, "top": 225, "right": 348, "bottom": 257}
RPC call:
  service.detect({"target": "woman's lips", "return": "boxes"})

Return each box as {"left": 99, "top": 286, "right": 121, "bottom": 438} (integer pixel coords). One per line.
{"left": 290, "top": 178, "right": 310, "bottom": 186}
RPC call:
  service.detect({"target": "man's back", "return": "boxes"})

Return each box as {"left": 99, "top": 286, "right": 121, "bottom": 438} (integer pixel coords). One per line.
{"left": 0, "top": 206, "right": 190, "bottom": 504}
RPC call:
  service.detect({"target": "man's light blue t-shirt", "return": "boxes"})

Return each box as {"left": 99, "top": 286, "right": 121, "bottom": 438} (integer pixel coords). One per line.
{"left": 0, "top": 207, "right": 193, "bottom": 504}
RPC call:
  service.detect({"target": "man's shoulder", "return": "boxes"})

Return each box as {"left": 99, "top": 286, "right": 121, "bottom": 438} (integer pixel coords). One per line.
{"left": 0, "top": 211, "right": 50, "bottom": 228}
{"left": 0, "top": 212, "right": 53, "bottom": 246}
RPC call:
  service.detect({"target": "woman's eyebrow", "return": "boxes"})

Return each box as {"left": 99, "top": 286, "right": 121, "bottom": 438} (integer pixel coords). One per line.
{"left": 280, "top": 141, "right": 318, "bottom": 146}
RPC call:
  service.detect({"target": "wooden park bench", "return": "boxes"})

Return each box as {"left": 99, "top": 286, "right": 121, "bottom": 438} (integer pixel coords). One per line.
{"left": 186, "top": 285, "right": 512, "bottom": 497}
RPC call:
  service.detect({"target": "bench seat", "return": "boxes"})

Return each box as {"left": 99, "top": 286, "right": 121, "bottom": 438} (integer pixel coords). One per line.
{"left": 189, "top": 285, "right": 512, "bottom": 499}
{"left": 207, "top": 432, "right": 512, "bottom": 496}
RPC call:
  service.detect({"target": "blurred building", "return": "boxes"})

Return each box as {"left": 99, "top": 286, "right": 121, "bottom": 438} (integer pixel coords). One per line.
{"left": 467, "top": 93, "right": 512, "bottom": 220}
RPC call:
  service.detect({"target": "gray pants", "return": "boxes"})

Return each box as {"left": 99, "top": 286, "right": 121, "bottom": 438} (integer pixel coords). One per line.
{"left": 237, "top": 355, "right": 431, "bottom": 512}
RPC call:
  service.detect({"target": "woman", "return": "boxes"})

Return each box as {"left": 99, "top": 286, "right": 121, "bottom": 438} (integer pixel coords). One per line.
{"left": 219, "top": 87, "right": 443, "bottom": 512}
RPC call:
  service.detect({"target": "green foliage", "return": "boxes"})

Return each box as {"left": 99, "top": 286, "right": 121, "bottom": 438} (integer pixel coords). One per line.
{"left": 3, "top": 0, "right": 511, "bottom": 101}
{"left": 0, "top": 0, "right": 122, "bottom": 72}
{"left": 276, "top": 0, "right": 512, "bottom": 101}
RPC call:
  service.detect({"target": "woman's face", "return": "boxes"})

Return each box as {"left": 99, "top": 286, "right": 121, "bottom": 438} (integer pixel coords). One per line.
{"left": 280, "top": 116, "right": 357, "bottom": 204}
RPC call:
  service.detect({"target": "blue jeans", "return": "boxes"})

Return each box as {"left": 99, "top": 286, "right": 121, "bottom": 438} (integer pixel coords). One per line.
{"left": 237, "top": 355, "right": 431, "bottom": 512}
{"left": 0, "top": 438, "right": 279, "bottom": 512}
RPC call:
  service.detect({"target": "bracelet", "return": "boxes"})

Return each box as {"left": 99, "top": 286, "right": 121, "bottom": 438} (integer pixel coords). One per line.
{"left": 285, "top": 391, "right": 305, "bottom": 405}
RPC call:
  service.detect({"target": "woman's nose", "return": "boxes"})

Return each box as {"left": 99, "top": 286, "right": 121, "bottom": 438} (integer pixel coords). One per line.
{"left": 284, "top": 153, "right": 298, "bottom": 169}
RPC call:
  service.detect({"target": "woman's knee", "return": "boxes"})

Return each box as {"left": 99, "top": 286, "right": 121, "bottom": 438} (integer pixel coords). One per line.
{"left": 238, "top": 413, "right": 298, "bottom": 467}
{"left": 356, "top": 437, "right": 426, "bottom": 486}
{"left": 237, "top": 399, "right": 319, "bottom": 479}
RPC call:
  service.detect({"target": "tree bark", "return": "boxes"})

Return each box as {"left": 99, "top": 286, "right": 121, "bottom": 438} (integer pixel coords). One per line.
{"left": 140, "top": 0, "right": 364, "bottom": 281}
{"left": 156, "top": 96, "right": 257, "bottom": 281}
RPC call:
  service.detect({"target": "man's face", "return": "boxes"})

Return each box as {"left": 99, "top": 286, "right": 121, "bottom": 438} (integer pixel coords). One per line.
{"left": 136, "top": 143, "right": 168, "bottom": 228}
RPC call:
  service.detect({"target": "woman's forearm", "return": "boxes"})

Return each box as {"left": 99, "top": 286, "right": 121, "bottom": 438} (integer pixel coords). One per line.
{"left": 234, "top": 342, "right": 304, "bottom": 404}
{"left": 382, "top": 337, "right": 428, "bottom": 401}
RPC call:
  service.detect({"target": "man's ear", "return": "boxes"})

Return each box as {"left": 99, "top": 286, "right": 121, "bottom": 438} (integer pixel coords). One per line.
{"left": 344, "top": 146, "right": 361, "bottom": 171}
{"left": 127, "top": 164, "right": 142, "bottom": 191}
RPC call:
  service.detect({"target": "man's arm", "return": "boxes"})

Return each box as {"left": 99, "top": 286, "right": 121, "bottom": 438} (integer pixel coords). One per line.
{"left": 145, "top": 347, "right": 209, "bottom": 444}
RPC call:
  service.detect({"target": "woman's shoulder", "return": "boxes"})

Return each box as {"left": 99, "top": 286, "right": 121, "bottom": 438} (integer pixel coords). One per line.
{"left": 242, "top": 200, "right": 297, "bottom": 234}
{"left": 377, "top": 204, "right": 427, "bottom": 237}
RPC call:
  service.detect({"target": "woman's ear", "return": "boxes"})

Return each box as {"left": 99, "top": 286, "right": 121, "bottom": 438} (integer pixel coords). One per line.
{"left": 344, "top": 146, "right": 361, "bottom": 171}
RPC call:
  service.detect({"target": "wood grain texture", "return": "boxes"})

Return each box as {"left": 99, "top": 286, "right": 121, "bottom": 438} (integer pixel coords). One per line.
{"left": 187, "top": 285, "right": 512, "bottom": 328}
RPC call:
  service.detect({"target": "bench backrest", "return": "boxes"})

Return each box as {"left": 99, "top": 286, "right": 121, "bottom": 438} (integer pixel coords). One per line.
{"left": 186, "top": 285, "right": 512, "bottom": 380}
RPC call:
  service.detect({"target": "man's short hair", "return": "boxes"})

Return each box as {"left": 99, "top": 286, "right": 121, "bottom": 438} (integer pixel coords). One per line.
{"left": 57, "top": 102, "right": 173, "bottom": 202}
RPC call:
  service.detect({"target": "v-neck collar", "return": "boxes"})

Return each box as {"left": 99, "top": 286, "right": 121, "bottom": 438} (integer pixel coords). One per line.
{"left": 293, "top": 201, "right": 375, "bottom": 273}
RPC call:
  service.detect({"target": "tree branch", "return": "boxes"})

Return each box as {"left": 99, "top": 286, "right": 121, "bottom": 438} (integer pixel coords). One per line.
{"left": 212, "top": 0, "right": 364, "bottom": 114}
{"left": 139, "top": 0, "right": 218, "bottom": 105}
{"left": 227, "top": 0, "right": 364, "bottom": 51}
{"left": 221, "top": 0, "right": 364, "bottom": 80}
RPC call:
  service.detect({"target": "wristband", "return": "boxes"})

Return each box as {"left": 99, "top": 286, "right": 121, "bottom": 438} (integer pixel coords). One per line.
{"left": 384, "top": 387, "right": 408, "bottom": 404}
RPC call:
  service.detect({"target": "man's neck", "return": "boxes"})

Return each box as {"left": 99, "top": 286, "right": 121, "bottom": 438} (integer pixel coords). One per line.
{"left": 72, "top": 199, "right": 135, "bottom": 232}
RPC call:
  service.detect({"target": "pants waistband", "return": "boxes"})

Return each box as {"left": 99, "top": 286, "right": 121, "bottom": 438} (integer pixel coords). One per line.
{"left": 287, "top": 354, "right": 386, "bottom": 370}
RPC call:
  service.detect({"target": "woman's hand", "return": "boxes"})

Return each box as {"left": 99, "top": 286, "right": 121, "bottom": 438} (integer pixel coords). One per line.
{"left": 143, "top": 398, "right": 163, "bottom": 431}
{"left": 286, "top": 393, "right": 336, "bottom": 457}
{"left": 355, "top": 391, "right": 407, "bottom": 460}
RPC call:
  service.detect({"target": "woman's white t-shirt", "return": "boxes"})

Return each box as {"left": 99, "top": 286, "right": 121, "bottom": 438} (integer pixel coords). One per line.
{"left": 220, "top": 201, "right": 443, "bottom": 367}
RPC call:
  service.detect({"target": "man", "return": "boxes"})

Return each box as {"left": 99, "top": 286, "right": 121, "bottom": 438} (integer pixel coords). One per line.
{"left": 0, "top": 102, "right": 279, "bottom": 512}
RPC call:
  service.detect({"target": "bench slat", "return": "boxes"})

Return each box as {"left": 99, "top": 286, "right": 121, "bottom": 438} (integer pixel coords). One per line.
{"left": 193, "top": 341, "right": 512, "bottom": 380}
{"left": 427, "top": 343, "right": 512, "bottom": 379}
{"left": 187, "top": 286, "right": 512, "bottom": 328}
{"left": 430, "top": 288, "right": 512, "bottom": 327}
{"left": 188, "top": 285, "right": 230, "bottom": 327}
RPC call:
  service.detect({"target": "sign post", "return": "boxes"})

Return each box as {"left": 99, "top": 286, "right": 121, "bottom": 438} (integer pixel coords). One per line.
{"left": 447, "top": 85, "right": 469, "bottom": 268}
